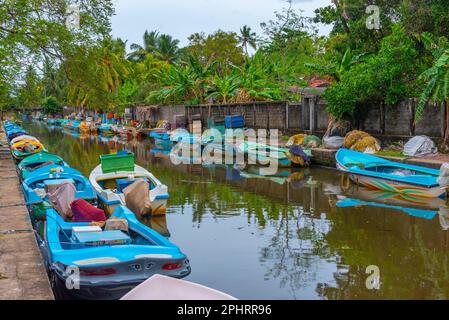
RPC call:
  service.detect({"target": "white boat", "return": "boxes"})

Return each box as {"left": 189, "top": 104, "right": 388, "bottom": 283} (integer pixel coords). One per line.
{"left": 121, "top": 274, "right": 237, "bottom": 300}
{"left": 89, "top": 152, "right": 169, "bottom": 216}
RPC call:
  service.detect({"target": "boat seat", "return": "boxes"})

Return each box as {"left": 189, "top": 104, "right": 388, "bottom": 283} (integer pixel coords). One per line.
{"left": 29, "top": 160, "right": 54, "bottom": 172}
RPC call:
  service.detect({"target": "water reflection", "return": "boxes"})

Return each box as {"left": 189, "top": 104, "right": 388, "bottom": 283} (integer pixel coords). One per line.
{"left": 23, "top": 122, "right": 449, "bottom": 300}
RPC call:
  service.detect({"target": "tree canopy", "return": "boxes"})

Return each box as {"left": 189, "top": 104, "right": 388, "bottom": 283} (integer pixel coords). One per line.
{"left": 3, "top": 0, "right": 449, "bottom": 129}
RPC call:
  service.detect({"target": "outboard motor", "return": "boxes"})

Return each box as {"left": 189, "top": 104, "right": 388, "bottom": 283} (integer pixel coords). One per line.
{"left": 438, "top": 163, "right": 449, "bottom": 190}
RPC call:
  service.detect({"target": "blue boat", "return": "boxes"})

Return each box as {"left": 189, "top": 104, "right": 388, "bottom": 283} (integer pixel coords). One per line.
{"left": 17, "top": 151, "right": 68, "bottom": 180}
{"left": 21, "top": 164, "right": 96, "bottom": 205}
{"left": 150, "top": 130, "right": 170, "bottom": 141}
{"left": 336, "top": 149, "right": 446, "bottom": 199}
{"left": 41, "top": 206, "right": 190, "bottom": 299}
{"left": 97, "top": 124, "right": 115, "bottom": 137}
{"left": 6, "top": 128, "right": 28, "bottom": 141}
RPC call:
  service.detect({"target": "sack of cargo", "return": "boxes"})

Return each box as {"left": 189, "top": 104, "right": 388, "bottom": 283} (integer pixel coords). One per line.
{"left": 323, "top": 136, "right": 344, "bottom": 149}
{"left": 71, "top": 198, "right": 107, "bottom": 223}
{"left": 105, "top": 218, "right": 129, "bottom": 232}
{"left": 438, "top": 163, "right": 449, "bottom": 188}
{"left": 124, "top": 180, "right": 152, "bottom": 217}
{"left": 403, "top": 135, "right": 437, "bottom": 157}
{"left": 48, "top": 182, "right": 76, "bottom": 220}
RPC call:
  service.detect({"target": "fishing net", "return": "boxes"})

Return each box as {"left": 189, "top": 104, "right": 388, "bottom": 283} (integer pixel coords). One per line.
{"left": 303, "top": 135, "right": 321, "bottom": 148}
{"left": 351, "top": 136, "right": 381, "bottom": 153}
{"left": 286, "top": 134, "right": 307, "bottom": 147}
{"left": 343, "top": 130, "right": 380, "bottom": 153}
{"left": 286, "top": 145, "right": 311, "bottom": 167}
{"left": 344, "top": 130, "right": 370, "bottom": 149}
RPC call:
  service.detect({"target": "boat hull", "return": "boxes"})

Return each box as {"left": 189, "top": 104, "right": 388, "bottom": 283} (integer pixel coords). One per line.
{"left": 337, "top": 162, "right": 445, "bottom": 199}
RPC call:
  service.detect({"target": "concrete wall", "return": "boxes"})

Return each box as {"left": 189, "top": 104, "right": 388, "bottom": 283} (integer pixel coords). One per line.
{"left": 133, "top": 94, "right": 445, "bottom": 139}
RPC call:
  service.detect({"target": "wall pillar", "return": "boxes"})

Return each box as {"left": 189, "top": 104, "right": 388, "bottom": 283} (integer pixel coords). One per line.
{"left": 309, "top": 97, "right": 316, "bottom": 134}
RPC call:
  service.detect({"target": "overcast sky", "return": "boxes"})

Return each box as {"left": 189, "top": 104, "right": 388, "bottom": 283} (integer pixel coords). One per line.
{"left": 111, "top": 0, "right": 332, "bottom": 48}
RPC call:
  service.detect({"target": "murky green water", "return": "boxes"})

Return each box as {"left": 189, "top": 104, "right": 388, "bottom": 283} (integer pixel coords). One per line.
{"left": 24, "top": 122, "right": 449, "bottom": 300}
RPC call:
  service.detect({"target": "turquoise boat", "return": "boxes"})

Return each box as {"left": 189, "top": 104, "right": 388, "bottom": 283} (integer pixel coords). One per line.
{"left": 236, "top": 141, "right": 311, "bottom": 168}
{"left": 40, "top": 206, "right": 190, "bottom": 300}
{"left": 336, "top": 149, "right": 447, "bottom": 199}
{"left": 98, "top": 124, "right": 115, "bottom": 136}
{"left": 150, "top": 130, "right": 170, "bottom": 141}
{"left": 17, "top": 151, "right": 68, "bottom": 180}
{"left": 21, "top": 164, "right": 96, "bottom": 205}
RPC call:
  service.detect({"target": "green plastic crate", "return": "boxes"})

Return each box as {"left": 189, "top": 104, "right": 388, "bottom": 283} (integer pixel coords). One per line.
{"left": 100, "top": 153, "right": 135, "bottom": 173}
{"left": 207, "top": 117, "right": 226, "bottom": 135}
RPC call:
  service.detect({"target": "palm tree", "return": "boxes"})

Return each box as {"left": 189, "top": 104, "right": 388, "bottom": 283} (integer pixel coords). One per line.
{"left": 238, "top": 25, "right": 257, "bottom": 56}
{"left": 416, "top": 32, "right": 449, "bottom": 150}
{"left": 155, "top": 34, "right": 180, "bottom": 63}
{"left": 128, "top": 31, "right": 180, "bottom": 63}
{"left": 98, "top": 39, "right": 129, "bottom": 94}
{"left": 128, "top": 30, "right": 159, "bottom": 62}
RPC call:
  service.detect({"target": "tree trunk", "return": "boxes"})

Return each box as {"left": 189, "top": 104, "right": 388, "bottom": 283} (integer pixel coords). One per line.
{"left": 442, "top": 101, "right": 449, "bottom": 153}
{"left": 332, "top": 0, "right": 350, "bottom": 34}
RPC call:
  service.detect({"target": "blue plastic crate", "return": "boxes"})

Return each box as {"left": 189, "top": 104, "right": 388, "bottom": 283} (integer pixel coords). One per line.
{"left": 225, "top": 115, "right": 245, "bottom": 128}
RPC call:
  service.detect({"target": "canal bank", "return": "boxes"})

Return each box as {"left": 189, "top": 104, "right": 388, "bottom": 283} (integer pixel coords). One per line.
{"left": 0, "top": 133, "right": 53, "bottom": 300}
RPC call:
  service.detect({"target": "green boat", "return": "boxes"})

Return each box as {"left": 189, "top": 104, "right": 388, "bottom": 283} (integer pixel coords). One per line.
{"left": 17, "top": 151, "right": 68, "bottom": 180}
{"left": 236, "top": 141, "right": 312, "bottom": 168}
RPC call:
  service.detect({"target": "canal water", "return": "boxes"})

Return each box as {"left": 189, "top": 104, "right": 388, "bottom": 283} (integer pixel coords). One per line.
{"left": 24, "top": 122, "right": 449, "bottom": 299}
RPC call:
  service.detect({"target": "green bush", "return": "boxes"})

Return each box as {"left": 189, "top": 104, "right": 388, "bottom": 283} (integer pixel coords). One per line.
{"left": 42, "top": 96, "right": 62, "bottom": 116}
{"left": 323, "top": 26, "right": 422, "bottom": 120}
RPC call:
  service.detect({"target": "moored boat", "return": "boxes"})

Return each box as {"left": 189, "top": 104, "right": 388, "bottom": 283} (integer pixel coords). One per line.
{"left": 21, "top": 164, "right": 96, "bottom": 205}
{"left": 17, "top": 151, "right": 68, "bottom": 180}
{"left": 97, "top": 124, "right": 116, "bottom": 137}
{"left": 10, "top": 138, "right": 45, "bottom": 161}
{"left": 336, "top": 148, "right": 449, "bottom": 199}
{"left": 121, "top": 274, "right": 235, "bottom": 300}
{"left": 89, "top": 152, "right": 169, "bottom": 216}
{"left": 9, "top": 134, "right": 40, "bottom": 145}
{"left": 42, "top": 205, "right": 190, "bottom": 300}
{"left": 237, "top": 141, "right": 294, "bottom": 168}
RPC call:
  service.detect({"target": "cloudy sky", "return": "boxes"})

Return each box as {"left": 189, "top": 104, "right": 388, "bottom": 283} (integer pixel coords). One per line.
{"left": 111, "top": 0, "right": 332, "bottom": 48}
